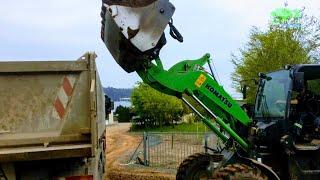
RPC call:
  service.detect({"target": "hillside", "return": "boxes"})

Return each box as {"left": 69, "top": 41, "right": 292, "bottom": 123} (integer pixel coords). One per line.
{"left": 104, "top": 87, "right": 132, "bottom": 101}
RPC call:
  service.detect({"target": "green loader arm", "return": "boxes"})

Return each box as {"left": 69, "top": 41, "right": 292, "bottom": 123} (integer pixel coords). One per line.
{"left": 137, "top": 54, "right": 252, "bottom": 151}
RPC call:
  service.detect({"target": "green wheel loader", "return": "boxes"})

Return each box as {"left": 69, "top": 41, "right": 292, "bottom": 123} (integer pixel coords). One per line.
{"left": 100, "top": 0, "right": 320, "bottom": 179}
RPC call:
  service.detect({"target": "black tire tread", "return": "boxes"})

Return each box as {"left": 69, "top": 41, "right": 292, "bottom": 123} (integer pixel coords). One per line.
{"left": 176, "top": 153, "right": 223, "bottom": 180}
{"left": 212, "top": 163, "right": 268, "bottom": 180}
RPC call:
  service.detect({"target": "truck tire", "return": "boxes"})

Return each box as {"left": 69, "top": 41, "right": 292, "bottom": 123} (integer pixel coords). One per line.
{"left": 176, "top": 153, "right": 222, "bottom": 180}
{"left": 212, "top": 163, "right": 268, "bottom": 180}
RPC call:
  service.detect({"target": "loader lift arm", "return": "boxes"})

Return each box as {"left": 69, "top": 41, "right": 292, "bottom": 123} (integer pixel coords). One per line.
{"left": 137, "top": 53, "right": 252, "bottom": 151}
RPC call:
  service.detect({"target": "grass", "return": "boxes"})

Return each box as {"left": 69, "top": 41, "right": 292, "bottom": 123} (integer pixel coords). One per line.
{"left": 130, "top": 122, "right": 210, "bottom": 133}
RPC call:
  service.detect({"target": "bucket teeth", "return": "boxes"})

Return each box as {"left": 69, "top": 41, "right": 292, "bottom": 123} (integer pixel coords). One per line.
{"left": 100, "top": 1, "right": 106, "bottom": 40}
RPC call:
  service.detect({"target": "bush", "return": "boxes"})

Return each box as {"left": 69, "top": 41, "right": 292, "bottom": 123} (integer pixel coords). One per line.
{"left": 131, "top": 82, "right": 183, "bottom": 128}
{"left": 115, "top": 105, "right": 131, "bottom": 122}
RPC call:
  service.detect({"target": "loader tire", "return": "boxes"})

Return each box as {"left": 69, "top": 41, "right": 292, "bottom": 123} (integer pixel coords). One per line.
{"left": 176, "top": 153, "right": 222, "bottom": 180}
{"left": 212, "top": 163, "right": 268, "bottom": 180}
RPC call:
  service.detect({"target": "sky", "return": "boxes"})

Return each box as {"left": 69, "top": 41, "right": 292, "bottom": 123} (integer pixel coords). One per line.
{"left": 1, "top": 0, "right": 320, "bottom": 97}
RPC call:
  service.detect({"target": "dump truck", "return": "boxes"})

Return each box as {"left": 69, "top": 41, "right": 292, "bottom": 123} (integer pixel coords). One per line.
{"left": 0, "top": 52, "right": 106, "bottom": 180}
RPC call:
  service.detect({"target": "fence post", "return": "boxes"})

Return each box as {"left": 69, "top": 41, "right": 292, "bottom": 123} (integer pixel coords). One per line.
{"left": 171, "top": 133, "right": 174, "bottom": 149}
{"left": 204, "top": 133, "right": 208, "bottom": 153}
{"left": 143, "top": 132, "right": 149, "bottom": 166}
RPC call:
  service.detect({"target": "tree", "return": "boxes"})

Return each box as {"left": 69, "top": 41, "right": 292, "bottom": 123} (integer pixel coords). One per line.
{"left": 232, "top": 15, "right": 320, "bottom": 103}
{"left": 131, "top": 82, "right": 183, "bottom": 128}
{"left": 115, "top": 105, "right": 131, "bottom": 122}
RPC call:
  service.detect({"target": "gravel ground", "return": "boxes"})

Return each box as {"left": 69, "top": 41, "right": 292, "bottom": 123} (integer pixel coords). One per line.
{"left": 105, "top": 123, "right": 176, "bottom": 180}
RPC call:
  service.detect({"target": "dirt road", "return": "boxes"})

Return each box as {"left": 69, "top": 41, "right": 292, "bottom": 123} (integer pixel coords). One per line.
{"left": 106, "top": 123, "right": 175, "bottom": 180}
{"left": 106, "top": 123, "right": 139, "bottom": 171}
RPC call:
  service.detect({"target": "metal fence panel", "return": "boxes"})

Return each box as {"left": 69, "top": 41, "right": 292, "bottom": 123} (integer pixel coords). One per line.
{"left": 144, "top": 132, "right": 216, "bottom": 169}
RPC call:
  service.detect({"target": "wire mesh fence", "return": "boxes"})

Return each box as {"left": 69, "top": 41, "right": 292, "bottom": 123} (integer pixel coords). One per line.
{"left": 129, "top": 132, "right": 217, "bottom": 169}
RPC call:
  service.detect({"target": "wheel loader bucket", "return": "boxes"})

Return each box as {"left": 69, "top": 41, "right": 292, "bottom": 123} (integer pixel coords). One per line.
{"left": 101, "top": 0, "right": 175, "bottom": 72}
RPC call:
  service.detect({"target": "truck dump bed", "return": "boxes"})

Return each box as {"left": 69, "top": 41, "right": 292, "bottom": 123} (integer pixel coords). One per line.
{"left": 0, "top": 52, "right": 105, "bottom": 165}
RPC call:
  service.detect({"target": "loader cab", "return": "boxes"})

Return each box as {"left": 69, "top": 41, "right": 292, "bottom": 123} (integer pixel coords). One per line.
{"left": 254, "top": 65, "right": 320, "bottom": 117}
{"left": 252, "top": 69, "right": 293, "bottom": 148}
{"left": 254, "top": 69, "right": 292, "bottom": 121}
{"left": 253, "top": 65, "right": 320, "bottom": 179}
{"left": 253, "top": 64, "right": 320, "bottom": 148}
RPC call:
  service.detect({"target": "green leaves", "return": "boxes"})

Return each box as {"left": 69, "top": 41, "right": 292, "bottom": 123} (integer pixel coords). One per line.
{"left": 131, "top": 82, "right": 183, "bottom": 128}
{"left": 232, "top": 16, "right": 320, "bottom": 103}
{"left": 115, "top": 106, "right": 131, "bottom": 122}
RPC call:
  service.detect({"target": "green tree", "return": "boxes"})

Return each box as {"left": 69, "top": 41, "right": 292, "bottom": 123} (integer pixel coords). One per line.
{"left": 115, "top": 105, "right": 131, "bottom": 122}
{"left": 131, "top": 82, "right": 183, "bottom": 128}
{"left": 232, "top": 15, "right": 320, "bottom": 103}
